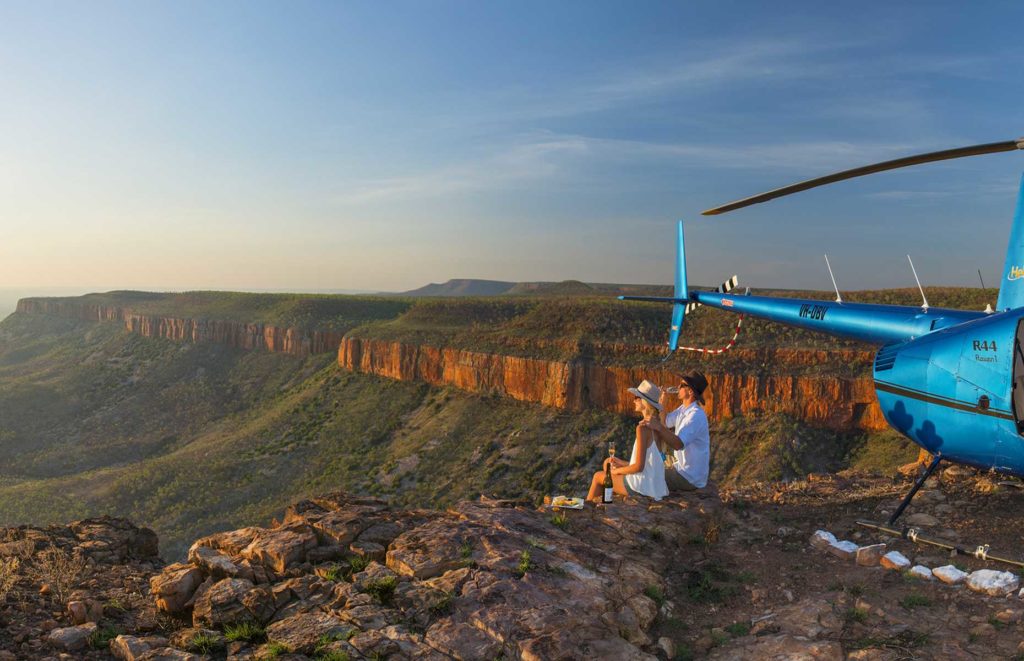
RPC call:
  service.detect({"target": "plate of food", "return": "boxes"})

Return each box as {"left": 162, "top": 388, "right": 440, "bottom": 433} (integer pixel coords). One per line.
{"left": 550, "top": 496, "right": 585, "bottom": 510}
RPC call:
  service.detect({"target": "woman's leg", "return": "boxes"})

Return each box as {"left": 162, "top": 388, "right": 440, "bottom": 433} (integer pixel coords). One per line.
{"left": 588, "top": 467, "right": 631, "bottom": 501}
{"left": 612, "top": 471, "right": 630, "bottom": 497}
{"left": 587, "top": 471, "right": 603, "bottom": 502}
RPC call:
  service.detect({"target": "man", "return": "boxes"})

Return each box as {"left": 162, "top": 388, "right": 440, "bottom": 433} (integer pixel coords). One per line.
{"left": 642, "top": 371, "right": 710, "bottom": 492}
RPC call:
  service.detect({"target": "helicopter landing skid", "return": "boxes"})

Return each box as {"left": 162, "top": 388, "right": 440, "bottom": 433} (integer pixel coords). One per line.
{"left": 856, "top": 520, "right": 1024, "bottom": 570}
{"left": 888, "top": 454, "right": 942, "bottom": 525}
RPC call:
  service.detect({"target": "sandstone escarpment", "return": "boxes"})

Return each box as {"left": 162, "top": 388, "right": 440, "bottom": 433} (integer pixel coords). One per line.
{"left": 338, "top": 337, "right": 887, "bottom": 431}
{"left": 15, "top": 299, "right": 344, "bottom": 357}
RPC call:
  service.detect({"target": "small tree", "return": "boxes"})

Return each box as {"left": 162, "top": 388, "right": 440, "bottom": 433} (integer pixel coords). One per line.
{"left": 31, "top": 545, "right": 87, "bottom": 605}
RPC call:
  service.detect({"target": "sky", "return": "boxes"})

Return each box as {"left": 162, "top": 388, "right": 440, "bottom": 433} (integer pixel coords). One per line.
{"left": 1, "top": 1, "right": 1023, "bottom": 295}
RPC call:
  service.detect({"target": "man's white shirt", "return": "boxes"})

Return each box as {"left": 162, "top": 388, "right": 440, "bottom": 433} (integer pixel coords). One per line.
{"left": 665, "top": 402, "right": 710, "bottom": 488}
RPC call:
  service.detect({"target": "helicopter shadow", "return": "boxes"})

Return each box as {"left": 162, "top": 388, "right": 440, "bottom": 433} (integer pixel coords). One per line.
{"left": 887, "top": 400, "right": 944, "bottom": 453}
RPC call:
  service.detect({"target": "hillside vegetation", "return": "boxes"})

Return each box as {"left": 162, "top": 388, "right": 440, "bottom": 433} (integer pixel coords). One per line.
{"left": 0, "top": 303, "right": 919, "bottom": 557}
{"left": 0, "top": 313, "right": 631, "bottom": 557}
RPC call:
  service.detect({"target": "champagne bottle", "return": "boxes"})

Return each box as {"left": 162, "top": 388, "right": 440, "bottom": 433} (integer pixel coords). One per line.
{"left": 602, "top": 462, "right": 614, "bottom": 504}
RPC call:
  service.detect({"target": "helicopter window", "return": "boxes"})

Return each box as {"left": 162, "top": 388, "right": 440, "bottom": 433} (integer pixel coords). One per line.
{"left": 1013, "top": 321, "right": 1024, "bottom": 434}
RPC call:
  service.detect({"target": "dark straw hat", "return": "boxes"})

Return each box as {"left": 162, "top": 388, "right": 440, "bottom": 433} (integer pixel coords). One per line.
{"left": 679, "top": 371, "right": 708, "bottom": 405}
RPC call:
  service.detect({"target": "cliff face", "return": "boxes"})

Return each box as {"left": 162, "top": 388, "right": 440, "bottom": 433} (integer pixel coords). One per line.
{"left": 16, "top": 297, "right": 886, "bottom": 431}
{"left": 15, "top": 299, "right": 344, "bottom": 357}
{"left": 339, "top": 337, "right": 886, "bottom": 431}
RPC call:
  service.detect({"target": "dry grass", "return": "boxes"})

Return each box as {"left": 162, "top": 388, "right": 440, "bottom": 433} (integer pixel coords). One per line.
{"left": 31, "top": 545, "right": 87, "bottom": 605}
{"left": 0, "top": 557, "right": 20, "bottom": 603}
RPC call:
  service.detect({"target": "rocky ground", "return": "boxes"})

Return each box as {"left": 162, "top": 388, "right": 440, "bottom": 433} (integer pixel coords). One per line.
{"left": 3, "top": 467, "right": 1024, "bottom": 659}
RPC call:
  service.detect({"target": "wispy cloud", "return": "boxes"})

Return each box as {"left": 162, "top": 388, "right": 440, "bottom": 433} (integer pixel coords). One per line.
{"left": 330, "top": 131, "right": 932, "bottom": 206}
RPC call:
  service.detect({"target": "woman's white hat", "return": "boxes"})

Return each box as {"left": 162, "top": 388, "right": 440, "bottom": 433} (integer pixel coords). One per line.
{"left": 627, "top": 379, "right": 663, "bottom": 411}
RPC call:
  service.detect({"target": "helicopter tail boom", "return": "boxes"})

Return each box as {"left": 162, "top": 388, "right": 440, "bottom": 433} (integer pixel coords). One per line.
{"left": 691, "top": 290, "right": 985, "bottom": 346}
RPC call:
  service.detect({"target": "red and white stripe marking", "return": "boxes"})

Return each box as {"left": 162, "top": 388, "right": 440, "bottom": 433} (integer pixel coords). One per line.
{"left": 675, "top": 314, "right": 745, "bottom": 354}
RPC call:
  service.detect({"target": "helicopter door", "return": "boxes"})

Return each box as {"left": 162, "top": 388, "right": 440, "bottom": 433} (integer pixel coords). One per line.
{"left": 1013, "top": 319, "right": 1024, "bottom": 435}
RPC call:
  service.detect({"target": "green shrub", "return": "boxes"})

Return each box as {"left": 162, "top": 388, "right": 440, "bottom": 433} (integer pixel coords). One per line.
{"left": 363, "top": 575, "right": 397, "bottom": 604}
{"left": 516, "top": 550, "right": 535, "bottom": 577}
{"left": 186, "top": 631, "right": 225, "bottom": 654}
{"left": 899, "top": 594, "right": 932, "bottom": 610}
{"left": 643, "top": 585, "right": 665, "bottom": 607}
{"left": 224, "top": 621, "right": 266, "bottom": 643}
{"left": 87, "top": 626, "right": 119, "bottom": 650}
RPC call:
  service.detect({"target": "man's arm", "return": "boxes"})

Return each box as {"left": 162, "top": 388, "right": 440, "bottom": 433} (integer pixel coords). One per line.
{"left": 641, "top": 416, "right": 683, "bottom": 451}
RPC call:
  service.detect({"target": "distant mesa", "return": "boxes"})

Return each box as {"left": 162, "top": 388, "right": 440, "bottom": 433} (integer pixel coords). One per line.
{"left": 399, "top": 279, "right": 516, "bottom": 297}
{"left": 507, "top": 279, "right": 594, "bottom": 296}
{"left": 398, "top": 278, "right": 664, "bottom": 297}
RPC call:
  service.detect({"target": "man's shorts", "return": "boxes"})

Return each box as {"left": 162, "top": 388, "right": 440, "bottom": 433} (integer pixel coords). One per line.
{"left": 665, "top": 468, "right": 699, "bottom": 492}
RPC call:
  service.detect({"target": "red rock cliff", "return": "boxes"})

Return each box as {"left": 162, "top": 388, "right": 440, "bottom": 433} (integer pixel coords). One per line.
{"left": 338, "top": 337, "right": 887, "bottom": 431}
{"left": 15, "top": 299, "right": 344, "bottom": 358}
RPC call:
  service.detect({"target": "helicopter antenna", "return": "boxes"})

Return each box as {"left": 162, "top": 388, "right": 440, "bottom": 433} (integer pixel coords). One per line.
{"left": 824, "top": 254, "right": 843, "bottom": 303}
{"left": 703, "top": 137, "right": 1024, "bottom": 216}
{"left": 978, "top": 269, "right": 995, "bottom": 313}
{"left": 907, "top": 255, "right": 929, "bottom": 311}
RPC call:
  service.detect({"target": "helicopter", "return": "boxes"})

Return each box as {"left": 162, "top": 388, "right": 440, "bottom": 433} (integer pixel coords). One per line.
{"left": 621, "top": 137, "right": 1024, "bottom": 526}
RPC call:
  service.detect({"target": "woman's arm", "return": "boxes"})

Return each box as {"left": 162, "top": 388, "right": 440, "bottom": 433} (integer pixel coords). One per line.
{"left": 613, "top": 426, "right": 647, "bottom": 475}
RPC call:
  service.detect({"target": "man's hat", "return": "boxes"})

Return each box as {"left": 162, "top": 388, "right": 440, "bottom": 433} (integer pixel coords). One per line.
{"left": 627, "top": 379, "right": 663, "bottom": 411}
{"left": 679, "top": 371, "right": 709, "bottom": 405}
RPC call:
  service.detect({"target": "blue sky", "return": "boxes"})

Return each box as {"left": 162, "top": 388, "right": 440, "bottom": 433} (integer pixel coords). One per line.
{"left": 1, "top": 1, "right": 1023, "bottom": 294}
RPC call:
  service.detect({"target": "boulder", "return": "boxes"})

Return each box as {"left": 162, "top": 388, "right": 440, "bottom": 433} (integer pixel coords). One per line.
{"left": 308, "top": 509, "right": 368, "bottom": 547}
{"left": 191, "top": 577, "right": 271, "bottom": 627}
{"left": 110, "top": 635, "right": 169, "bottom": 661}
{"left": 188, "top": 544, "right": 241, "bottom": 578}
{"left": 241, "top": 523, "right": 318, "bottom": 573}
{"left": 150, "top": 563, "right": 202, "bottom": 613}
{"left": 907, "top": 565, "right": 933, "bottom": 580}
{"left": 880, "top": 551, "right": 911, "bottom": 571}
{"left": 809, "top": 530, "right": 837, "bottom": 551}
{"left": 47, "top": 623, "right": 97, "bottom": 652}
{"left": 191, "top": 527, "right": 262, "bottom": 557}
{"left": 827, "top": 540, "right": 858, "bottom": 560}
{"left": 67, "top": 598, "right": 104, "bottom": 624}
{"left": 855, "top": 543, "right": 886, "bottom": 566}
{"left": 966, "top": 569, "right": 1020, "bottom": 596}
{"left": 932, "top": 565, "right": 968, "bottom": 585}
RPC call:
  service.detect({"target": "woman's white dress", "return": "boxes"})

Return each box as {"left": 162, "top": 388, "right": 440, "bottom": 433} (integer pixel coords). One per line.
{"left": 623, "top": 428, "right": 669, "bottom": 500}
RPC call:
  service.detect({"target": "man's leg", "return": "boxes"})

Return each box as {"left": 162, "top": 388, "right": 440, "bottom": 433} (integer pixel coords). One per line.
{"left": 665, "top": 467, "right": 698, "bottom": 493}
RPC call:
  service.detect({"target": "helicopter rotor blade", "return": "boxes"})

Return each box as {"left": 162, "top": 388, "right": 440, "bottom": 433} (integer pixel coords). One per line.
{"left": 702, "top": 138, "right": 1024, "bottom": 216}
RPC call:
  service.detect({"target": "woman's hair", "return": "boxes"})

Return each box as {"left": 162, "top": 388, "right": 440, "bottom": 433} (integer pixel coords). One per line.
{"left": 636, "top": 396, "right": 658, "bottom": 419}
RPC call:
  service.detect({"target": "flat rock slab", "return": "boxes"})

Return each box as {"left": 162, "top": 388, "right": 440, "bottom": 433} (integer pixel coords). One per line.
{"left": 907, "top": 565, "right": 933, "bottom": 580}
{"left": 880, "top": 551, "right": 911, "bottom": 571}
{"left": 855, "top": 543, "right": 886, "bottom": 566}
{"left": 265, "top": 611, "right": 354, "bottom": 654}
{"left": 827, "top": 540, "right": 858, "bottom": 560}
{"left": 966, "top": 569, "right": 1020, "bottom": 596}
{"left": 933, "top": 565, "right": 968, "bottom": 585}
{"left": 708, "top": 633, "right": 843, "bottom": 660}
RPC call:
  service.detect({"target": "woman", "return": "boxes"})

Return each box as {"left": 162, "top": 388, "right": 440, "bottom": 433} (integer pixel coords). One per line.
{"left": 587, "top": 380, "right": 669, "bottom": 503}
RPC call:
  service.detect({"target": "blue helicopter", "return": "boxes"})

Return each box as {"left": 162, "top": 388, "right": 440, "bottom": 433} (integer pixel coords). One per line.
{"left": 622, "top": 138, "right": 1024, "bottom": 525}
